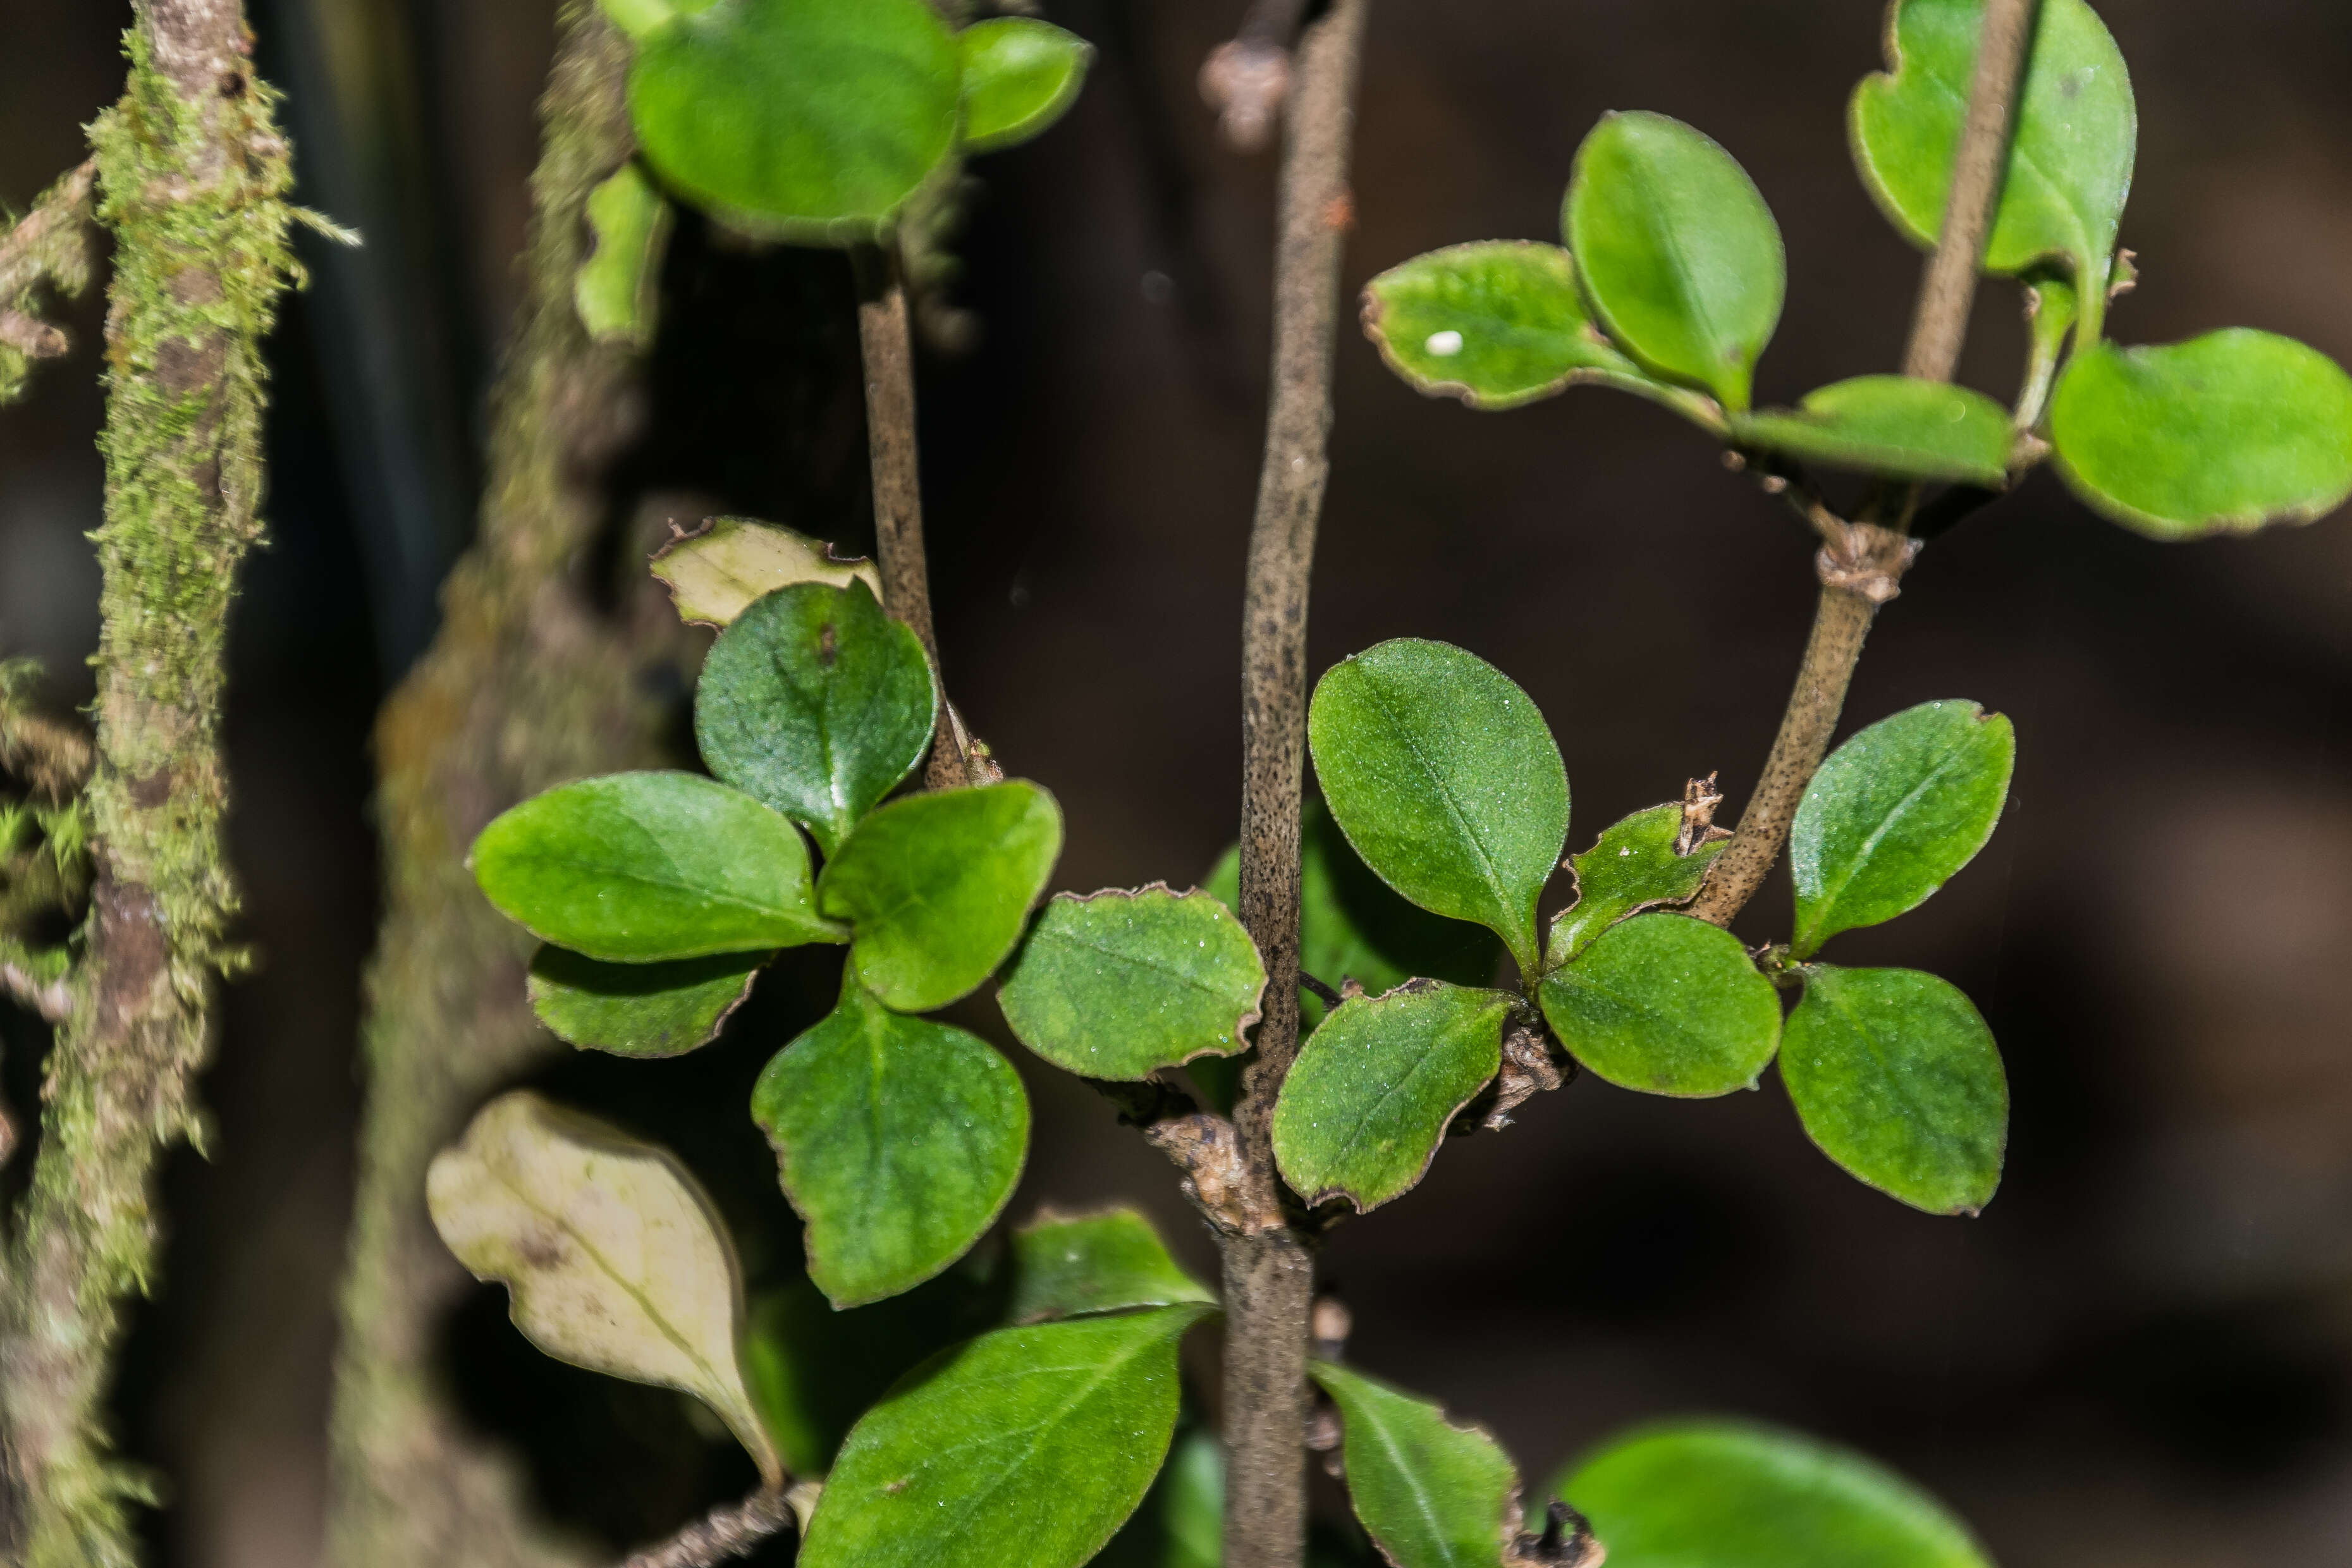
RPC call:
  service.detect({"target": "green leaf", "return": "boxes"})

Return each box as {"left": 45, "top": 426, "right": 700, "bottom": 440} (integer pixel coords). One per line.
{"left": 470, "top": 771, "right": 842, "bottom": 962}
{"left": 695, "top": 580, "right": 936, "bottom": 857}
{"left": 1564, "top": 111, "right": 1784, "bottom": 412}
{"left": 1782, "top": 965, "right": 2006, "bottom": 1215}
{"left": 1359, "top": 242, "right": 1658, "bottom": 413}
{"left": 629, "top": 0, "right": 960, "bottom": 242}
{"left": 753, "top": 984, "right": 1029, "bottom": 1307}
{"left": 1552, "top": 1419, "right": 1993, "bottom": 1568}
{"left": 820, "top": 780, "right": 1063, "bottom": 1012}
{"left": 1308, "top": 1362, "right": 1521, "bottom": 1568}
{"left": 1206, "top": 800, "right": 1502, "bottom": 1036}
{"left": 1308, "top": 640, "right": 1567, "bottom": 976}
{"left": 426, "top": 1091, "right": 783, "bottom": 1485}
{"left": 598, "top": 0, "right": 713, "bottom": 43}
{"left": 800, "top": 1304, "right": 1213, "bottom": 1568}
{"left": 1272, "top": 981, "right": 1514, "bottom": 1213}
{"left": 652, "top": 516, "right": 884, "bottom": 629}
{"left": 574, "top": 162, "right": 672, "bottom": 348}
{"left": 1851, "top": 0, "right": 2136, "bottom": 341}
{"left": 527, "top": 946, "right": 767, "bottom": 1057}
{"left": 1538, "top": 914, "right": 1780, "bottom": 1098}
{"left": 1790, "top": 701, "right": 2014, "bottom": 958}
{"left": 998, "top": 885, "right": 1265, "bottom": 1081}
{"left": 2014, "top": 273, "right": 2079, "bottom": 433}
{"left": 1008, "top": 1208, "right": 1216, "bottom": 1325}
{"left": 959, "top": 18, "right": 1091, "bottom": 154}
{"left": 1730, "top": 376, "right": 2013, "bottom": 485}
{"left": 1547, "top": 800, "right": 1727, "bottom": 966}
{"left": 2049, "top": 331, "right": 2352, "bottom": 537}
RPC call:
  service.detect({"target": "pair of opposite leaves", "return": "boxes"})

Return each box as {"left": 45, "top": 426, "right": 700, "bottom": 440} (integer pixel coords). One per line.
{"left": 430, "top": 1096, "right": 1994, "bottom": 1568}
{"left": 602, "top": 0, "right": 1090, "bottom": 241}
{"left": 1363, "top": 0, "right": 2352, "bottom": 538}
{"left": 1256, "top": 639, "right": 2013, "bottom": 1220}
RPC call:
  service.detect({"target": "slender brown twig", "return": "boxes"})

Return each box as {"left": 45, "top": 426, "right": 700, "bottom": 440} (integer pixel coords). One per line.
{"left": 1224, "top": 3, "right": 1370, "bottom": 1565}
{"left": 853, "top": 246, "right": 996, "bottom": 790}
{"left": 1692, "top": 0, "right": 2039, "bottom": 928}
{"left": 616, "top": 1486, "right": 798, "bottom": 1568}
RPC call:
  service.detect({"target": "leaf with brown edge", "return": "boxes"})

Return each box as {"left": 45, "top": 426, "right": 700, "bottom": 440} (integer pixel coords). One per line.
{"left": 1271, "top": 981, "right": 1514, "bottom": 1213}
{"left": 998, "top": 883, "right": 1266, "bottom": 1081}
{"left": 426, "top": 1091, "right": 783, "bottom": 1485}
{"left": 651, "top": 516, "right": 884, "bottom": 628}
{"left": 1311, "top": 1361, "right": 1524, "bottom": 1568}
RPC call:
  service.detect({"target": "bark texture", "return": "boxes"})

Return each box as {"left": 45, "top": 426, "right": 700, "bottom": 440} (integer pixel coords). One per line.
{"left": 324, "top": 9, "right": 670, "bottom": 1566}
{"left": 0, "top": 4, "right": 297, "bottom": 1562}
{"left": 1224, "top": 4, "right": 1369, "bottom": 1567}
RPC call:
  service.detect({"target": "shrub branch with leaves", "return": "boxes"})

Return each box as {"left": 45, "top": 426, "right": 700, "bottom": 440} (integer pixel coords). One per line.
{"left": 400, "top": 3, "right": 2352, "bottom": 1568}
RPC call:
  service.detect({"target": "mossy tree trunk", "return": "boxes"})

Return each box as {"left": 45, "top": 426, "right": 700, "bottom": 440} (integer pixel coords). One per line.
{"left": 0, "top": 2, "right": 296, "bottom": 1564}
{"left": 324, "top": 8, "right": 676, "bottom": 1566}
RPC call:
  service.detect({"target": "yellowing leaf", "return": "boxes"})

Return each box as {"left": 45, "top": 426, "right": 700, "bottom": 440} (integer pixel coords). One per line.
{"left": 651, "top": 517, "right": 885, "bottom": 628}
{"left": 426, "top": 1091, "right": 784, "bottom": 1485}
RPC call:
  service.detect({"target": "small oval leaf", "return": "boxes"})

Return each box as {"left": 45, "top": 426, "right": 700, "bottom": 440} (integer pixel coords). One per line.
{"left": 1308, "top": 640, "right": 1567, "bottom": 977}
{"left": 1206, "top": 800, "right": 1502, "bottom": 1038}
{"left": 1552, "top": 1419, "right": 1994, "bottom": 1568}
{"left": 1361, "top": 242, "right": 1650, "bottom": 412}
{"left": 754, "top": 984, "right": 1029, "bottom": 1308}
{"left": 1309, "top": 1362, "right": 1522, "bottom": 1568}
{"left": 1008, "top": 1207, "right": 1217, "bottom": 1325}
{"left": 426, "top": 1091, "right": 783, "bottom": 1485}
{"left": 1548, "top": 800, "right": 1729, "bottom": 966}
{"left": 652, "top": 517, "right": 885, "bottom": 629}
{"left": 1539, "top": 914, "right": 1780, "bottom": 1098}
{"left": 2049, "top": 330, "right": 2352, "bottom": 537}
{"left": 1564, "top": 111, "right": 1785, "bottom": 412}
{"left": 629, "top": 0, "right": 960, "bottom": 241}
{"left": 1791, "top": 701, "right": 2014, "bottom": 958}
{"left": 1782, "top": 965, "right": 2006, "bottom": 1215}
{"left": 1272, "top": 981, "right": 1514, "bottom": 1213}
{"left": 527, "top": 945, "right": 768, "bottom": 1057}
{"left": 998, "top": 885, "right": 1266, "bottom": 1081}
{"left": 1731, "top": 376, "right": 2014, "bottom": 485}
{"left": 471, "top": 771, "right": 842, "bottom": 961}
{"left": 819, "top": 780, "right": 1064, "bottom": 1012}
{"left": 695, "top": 580, "right": 937, "bottom": 857}
{"left": 799, "top": 1305, "right": 1213, "bottom": 1568}
{"left": 959, "top": 18, "right": 1091, "bottom": 154}
{"left": 1851, "top": 0, "right": 2136, "bottom": 341}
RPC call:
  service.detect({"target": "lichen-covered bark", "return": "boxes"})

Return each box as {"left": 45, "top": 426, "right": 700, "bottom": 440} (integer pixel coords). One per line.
{"left": 0, "top": 5, "right": 297, "bottom": 1564}
{"left": 324, "top": 9, "right": 671, "bottom": 1567}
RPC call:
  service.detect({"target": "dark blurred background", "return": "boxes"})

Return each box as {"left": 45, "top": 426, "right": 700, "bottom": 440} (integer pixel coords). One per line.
{"left": 6, "top": 1, "right": 2352, "bottom": 1564}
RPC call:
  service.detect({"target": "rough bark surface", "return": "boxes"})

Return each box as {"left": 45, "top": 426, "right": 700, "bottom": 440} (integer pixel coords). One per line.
{"left": 0, "top": 4, "right": 297, "bottom": 1563}
{"left": 324, "top": 9, "right": 668, "bottom": 1567}
{"left": 1225, "top": 4, "right": 1370, "bottom": 1567}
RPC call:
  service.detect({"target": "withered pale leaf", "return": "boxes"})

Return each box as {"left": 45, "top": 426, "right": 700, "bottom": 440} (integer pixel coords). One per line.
{"left": 651, "top": 517, "right": 884, "bottom": 628}
{"left": 427, "top": 1090, "right": 784, "bottom": 1483}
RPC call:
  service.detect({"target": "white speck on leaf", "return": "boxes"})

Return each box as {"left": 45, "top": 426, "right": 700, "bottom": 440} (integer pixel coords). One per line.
{"left": 1425, "top": 329, "right": 1464, "bottom": 357}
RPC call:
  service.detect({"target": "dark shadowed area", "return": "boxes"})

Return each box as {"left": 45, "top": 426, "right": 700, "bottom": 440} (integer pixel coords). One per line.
{"left": 5, "top": 1, "right": 2352, "bottom": 1564}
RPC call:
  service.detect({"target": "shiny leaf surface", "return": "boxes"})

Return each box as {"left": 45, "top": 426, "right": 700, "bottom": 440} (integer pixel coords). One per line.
{"left": 695, "top": 580, "right": 936, "bottom": 856}
{"left": 1539, "top": 914, "right": 1780, "bottom": 1098}
{"left": 753, "top": 985, "right": 1028, "bottom": 1306}
{"left": 1008, "top": 1208, "right": 1216, "bottom": 1325}
{"left": 1272, "top": 981, "right": 1514, "bottom": 1213}
{"left": 2049, "top": 331, "right": 2352, "bottom": 537}
{"left": 1851, "top": 0, "right": 2136, "bottom": 339}
{"left": 1564, "top": 111, "right": 1784, "bottom": 411}
{"left": 471, "top": 771, "right": 840, "bottom": 961}
{"left": 1309, "top": 1362, "right": 1521, "bottom": 1568}
{"left": 1547, "top": 800, "right": 1727, "bottom": 965}
{"left": 820, "top": 781, "right": 1063, "bottom": 1012}
{"left": 959, "top": 18, "right": 1091, "bottom": 154}
{"left": 527, "top": 946, "right": 767, "bottom": 1057}
{"left": 998, "top": 885, "right": 1265, "bottom": 1080}
{"left": 1732, "top": 376, "right": 2013, "bottom": 484}
{"left": 1791, "top": 701, "right": 2014, "bottom": 958}
{"left": 799, "top": 1305, "right": 1212, "bottom": 1568}
{"left": 1782, "top": 965, "right": 2006, "bottom": 1215}
{"left": 1309, "top": 639, "right": 1567, "bottom": 976}
{"left": 1361, "top": 242, "right": 1650, "bottom": 412}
